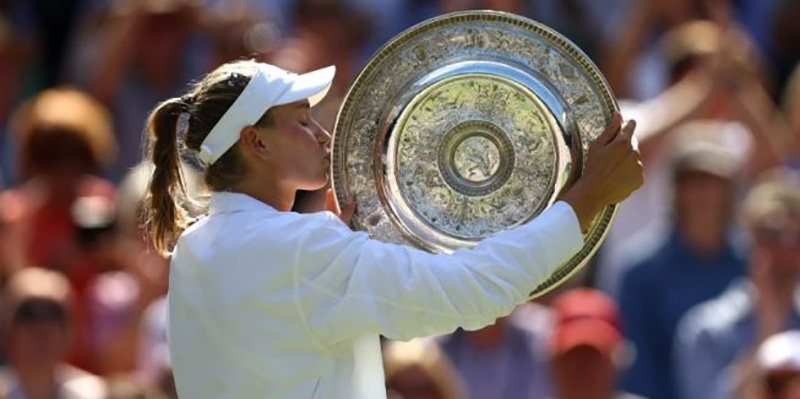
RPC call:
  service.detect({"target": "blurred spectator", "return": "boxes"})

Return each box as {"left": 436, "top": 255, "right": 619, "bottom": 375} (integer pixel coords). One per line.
{"left": 596, "top": 20, "right": 787, "bottom": 297}
{"left": 549, "top": 288, "right": 642, "bottom": 399}
{"left": 0, "top": 88, "right": 116, "bottom": 279}
{"left": 268, "top": 0, "right": 371, "bottom": 131}
{"left": 88, "top": 0, "right": 211, "bottom": 181}
{"left": 750, "top": 331, "right": 800, "bottom": 399}
{"left": 106, "top": 375, "right": 168, "bottom": 399}
{"left": 439, "top": 303, "right": 554, "bottom": 399}
{"left": 675, "top": 168, "right": 800, "bottom": 399}
{"left": 6, "top": 0, "right": 85, "bottom": 88}
{"left": 782, "top": 64, "right": 800, "bottom": 163}
{"left": 137, "top": 297, "right": 176, "bottom": 399}
{"left": 206, "top": 8, "right": 279, "bottom": 68}
{"left": 0, "top": 267, "right": 107, "bottom": 398}
{"left": 384, "top": 338, "right": 467, "bottom": 399}
{"left": 0, "top": 87, "right": 118, "bottom": 371}
{"left": 0, "top": 13, "right": 35, "bottom": 188}
{"left": 625, "top": 20, "right": 785, "bottom": 170}
{"left": 617, "top": 127, "right": 748, "bottom": 399}
{"left": 770, "top": 0, "right": 800, "bottom": 94}
{"left": 601, "top": 0, "right": 722, "bottom": 100}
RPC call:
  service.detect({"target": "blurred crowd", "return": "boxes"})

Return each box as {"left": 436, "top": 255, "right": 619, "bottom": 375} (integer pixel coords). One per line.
{"left": 0, "top": 0, "right": 799, "bottom": 398}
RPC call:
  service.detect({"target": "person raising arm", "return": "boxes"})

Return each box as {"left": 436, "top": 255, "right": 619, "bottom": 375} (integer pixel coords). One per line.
{"left": 143, "top": 60, "right": 643, "bottom": 399}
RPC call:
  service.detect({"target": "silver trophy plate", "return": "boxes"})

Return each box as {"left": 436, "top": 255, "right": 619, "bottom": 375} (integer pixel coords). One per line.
{"left": 331, "top": 10, "right": 618, "bottom": 297}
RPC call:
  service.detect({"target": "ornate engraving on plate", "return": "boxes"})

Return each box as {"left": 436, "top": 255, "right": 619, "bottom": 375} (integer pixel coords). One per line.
{"left": 388, "top": 75, "right": 557, "bottom": 240}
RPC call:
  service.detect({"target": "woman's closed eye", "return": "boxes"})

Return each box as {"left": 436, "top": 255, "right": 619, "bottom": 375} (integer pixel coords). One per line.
{"left": 298, "top": 112, "right": 311, "bottom": 127}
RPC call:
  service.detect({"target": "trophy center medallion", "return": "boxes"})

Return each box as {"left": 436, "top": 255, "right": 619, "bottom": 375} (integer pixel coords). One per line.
{"left": 453, "top": 135, "right": 501, "bottom": 182}
{"left": 438, "top": 120, "right": 515, "bottom": 197}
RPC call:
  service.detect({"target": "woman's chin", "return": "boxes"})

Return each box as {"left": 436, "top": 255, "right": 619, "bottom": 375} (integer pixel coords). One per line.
{"left": 300, "top": 175, "right": 329, "bottom": 192}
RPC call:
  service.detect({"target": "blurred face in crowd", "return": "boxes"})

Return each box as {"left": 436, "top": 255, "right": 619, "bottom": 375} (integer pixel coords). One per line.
{"left": 386, "top": 365, "right": 444, "bottom": 399}
{"left": 753, "top": 213, "right": 800, "bottom": 275}
{"left": 24, "top": 128, "right": 96, "bottom": 199}
{"left": 761, "top": 370, "right": 800, "bottom": 399}
{"left": 293, "top": 2, "right": 369, "bottom": 69}
{"left": 136, "top": 11, "right": 192, "bottom": 87}
{"left": 7, "top": 299, "right": 70, "bottom": 369}
{"left": 674, "top": 171, "right": 733, "bottom": 252}
{"left": 552, "top": 346, "right": 616, "bottom": 399}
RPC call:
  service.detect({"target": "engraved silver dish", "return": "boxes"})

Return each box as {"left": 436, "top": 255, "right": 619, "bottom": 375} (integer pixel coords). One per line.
{"left": 331, "top": 10, "right": 618, "bottom": 297}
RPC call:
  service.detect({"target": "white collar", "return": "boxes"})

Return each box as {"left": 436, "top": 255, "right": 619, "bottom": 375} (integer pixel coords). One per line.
{"left": 208, "top": 191, "right": 277, "bottom": 215}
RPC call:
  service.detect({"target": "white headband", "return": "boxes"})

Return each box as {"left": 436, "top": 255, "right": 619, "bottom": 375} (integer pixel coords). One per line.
{"left": 198, "top": 64, "right": 336, "bottom": 165}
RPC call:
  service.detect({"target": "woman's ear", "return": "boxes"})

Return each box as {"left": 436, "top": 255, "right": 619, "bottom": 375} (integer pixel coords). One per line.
{"left": 239, "top": 125, "right": 269, "bottom": 161}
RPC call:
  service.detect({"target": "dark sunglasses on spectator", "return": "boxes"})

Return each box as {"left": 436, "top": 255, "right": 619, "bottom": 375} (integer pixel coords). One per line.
{"left": 13, "top": 299, "right": 67, "bottom": 325}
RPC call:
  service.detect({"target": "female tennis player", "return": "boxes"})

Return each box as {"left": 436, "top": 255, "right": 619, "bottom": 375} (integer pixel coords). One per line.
{"left": 145, "top": 60, "right": 642, "bottom": 398}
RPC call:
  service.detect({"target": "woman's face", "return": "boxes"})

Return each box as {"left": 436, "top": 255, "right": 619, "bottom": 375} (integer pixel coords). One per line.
{"left": 260, "top": 101, "right": 331, "bottom": 191}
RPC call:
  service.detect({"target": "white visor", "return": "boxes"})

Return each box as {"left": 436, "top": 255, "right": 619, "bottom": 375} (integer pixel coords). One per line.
{"left": 198, "top": 64, "right": 336, "bottom": 165}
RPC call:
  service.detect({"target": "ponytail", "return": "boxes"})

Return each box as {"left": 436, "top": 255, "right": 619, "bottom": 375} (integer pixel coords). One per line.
{"left": 143, "top": 59, "right": 271, "bottom": 256}
{"left": 145, "top": 98, "right": 191, "bottom": 257}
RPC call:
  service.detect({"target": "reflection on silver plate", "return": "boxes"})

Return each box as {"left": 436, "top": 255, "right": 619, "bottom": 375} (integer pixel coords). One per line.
{"left": 331, "top": 10, "right": 618, "bottom": 297}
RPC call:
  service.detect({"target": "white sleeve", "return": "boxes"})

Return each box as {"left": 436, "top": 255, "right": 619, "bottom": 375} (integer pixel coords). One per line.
{"left": 292, "top": 201, "right": 584, "bottom": 347}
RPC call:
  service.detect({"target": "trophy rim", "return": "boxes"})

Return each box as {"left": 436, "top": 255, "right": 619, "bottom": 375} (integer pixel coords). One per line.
{"left": 331, "top": 10, "right": 619, "bottom": 298}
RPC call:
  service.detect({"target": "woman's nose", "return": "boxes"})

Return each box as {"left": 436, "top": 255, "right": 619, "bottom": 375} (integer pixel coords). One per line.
{"left": 315, "top": 120, "right": 332, "bottom": 147}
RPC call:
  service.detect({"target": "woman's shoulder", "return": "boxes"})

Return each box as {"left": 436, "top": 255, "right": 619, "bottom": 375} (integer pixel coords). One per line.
{"left": 179, "top": 208, "right": 354, "bottom": 248}
{"left": 259, "top": 209, "right": 350, "bottom": 230}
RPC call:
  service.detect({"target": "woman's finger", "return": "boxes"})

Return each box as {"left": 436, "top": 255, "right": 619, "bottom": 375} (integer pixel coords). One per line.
{"left": 617, "top": 119, "right": 637, "bottom": 142}
{"left": 597, "top": 112, "right": 623, "bottom": 145}
{"left": 339, "top": 196, "right": 357, "bottom": 225}
{"left": 324, "top": 188, "right": 340, "bottom": 215}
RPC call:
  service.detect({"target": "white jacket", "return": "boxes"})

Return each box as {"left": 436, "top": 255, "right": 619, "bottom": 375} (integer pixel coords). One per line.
{"left": 168, "top": 191, "right": 583, "bottom": 398}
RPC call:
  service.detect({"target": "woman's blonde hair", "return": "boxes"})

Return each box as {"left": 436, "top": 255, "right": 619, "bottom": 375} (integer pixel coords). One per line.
{"left": 144, "top": 59, "right": 274, "bottom": 256}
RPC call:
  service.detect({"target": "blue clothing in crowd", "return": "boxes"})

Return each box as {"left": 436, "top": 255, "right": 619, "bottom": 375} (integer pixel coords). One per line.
{"left": 440, "top": 305, "right": 554, "bottom": 399}
{"left": 674, "top": 280, "right": 800, "bottom": 399}
{"left": 618, "top": 231, "right": 746, "bottom": 399}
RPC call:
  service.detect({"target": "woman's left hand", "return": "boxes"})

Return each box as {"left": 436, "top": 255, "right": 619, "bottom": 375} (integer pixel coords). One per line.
{"left": 325, "top": 189, "right": 356, "bottom": 226}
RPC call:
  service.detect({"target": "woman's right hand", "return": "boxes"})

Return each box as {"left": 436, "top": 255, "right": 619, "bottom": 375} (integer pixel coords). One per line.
{"left": 325, "top": 189, "right": 356, "bottom": 227}
{"left": 559, "top": 112, "right": 644, "bottom": 232}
